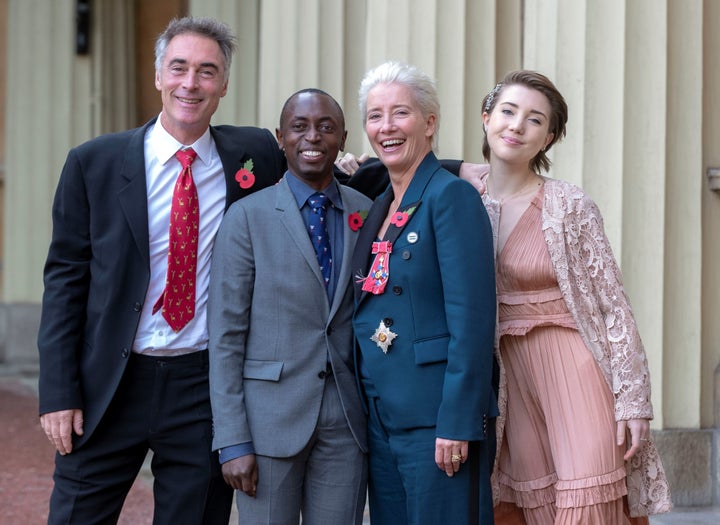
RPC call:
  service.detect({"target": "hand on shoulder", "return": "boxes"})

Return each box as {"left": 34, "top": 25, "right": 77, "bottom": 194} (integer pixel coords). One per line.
{"left": 458, "top": 162, "right": 490, "bottom": 194}
{"left": 335, "top": 152, "right": 370, "bottom": 176}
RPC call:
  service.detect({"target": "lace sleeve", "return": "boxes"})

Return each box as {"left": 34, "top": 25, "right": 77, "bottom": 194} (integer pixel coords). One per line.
{"left": 573, "top": 195, "right": 654, "bottom": 420}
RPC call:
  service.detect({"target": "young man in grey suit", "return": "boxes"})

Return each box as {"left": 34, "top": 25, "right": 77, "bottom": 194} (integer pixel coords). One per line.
{"left": 208, "top": 89, "right": 371, "bottom": 524}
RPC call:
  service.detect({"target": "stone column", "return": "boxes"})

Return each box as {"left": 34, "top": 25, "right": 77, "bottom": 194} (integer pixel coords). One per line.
{"left": 4, "top": 0, "right": 82, "bottom": 303}
{"left": 702, "top": 0, "right": 720, "bottom": 439}
{"left": 190, "top": 0, "right": 261, "bottom": 126}
{"left": 664, "top": 0, "right": 704, "bottom": 429}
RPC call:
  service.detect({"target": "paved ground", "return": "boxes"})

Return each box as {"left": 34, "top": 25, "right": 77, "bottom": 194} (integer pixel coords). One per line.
{"left": 0, "top": 373, "right": 154, "bottom": 524}
{"left": 1, "top": 364, "right": 717, "bottom": 524}
{"left": 650, "top": 507, "right": 720, "bottom": 524}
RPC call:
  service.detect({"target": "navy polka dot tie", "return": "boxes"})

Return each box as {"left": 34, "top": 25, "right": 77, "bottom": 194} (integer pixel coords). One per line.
{"left": 307, "top": 192, "right": 332, "bottom": 288}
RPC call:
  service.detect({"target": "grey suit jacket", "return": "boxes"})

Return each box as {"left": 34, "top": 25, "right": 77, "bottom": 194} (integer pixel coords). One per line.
{"left": 208, "top": 175, "right": 371, "bottom": 457}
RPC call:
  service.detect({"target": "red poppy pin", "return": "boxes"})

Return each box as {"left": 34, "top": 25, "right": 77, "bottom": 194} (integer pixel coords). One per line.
{"left": 348, "top": 210, "right": 368, "bottom": 232}
{"left": 235, "top": 159, "right": 255, "bottom": 189}
{"left": 389, "top": 205, "right": 416, "bottom": 228}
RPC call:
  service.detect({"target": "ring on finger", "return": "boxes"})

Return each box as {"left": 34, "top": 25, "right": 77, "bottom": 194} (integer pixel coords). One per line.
{"left": 451, "top": 454, "right": 462, "bottom": 462}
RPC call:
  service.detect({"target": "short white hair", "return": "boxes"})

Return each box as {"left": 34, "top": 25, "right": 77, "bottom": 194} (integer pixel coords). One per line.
{"left": 358, "top": 61, "right": 440, "bottom": 151}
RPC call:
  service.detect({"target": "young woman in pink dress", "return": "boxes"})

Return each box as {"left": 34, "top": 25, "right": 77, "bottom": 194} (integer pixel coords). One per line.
{"left": 476, "top": 70, "right": 672, "bottom": 524}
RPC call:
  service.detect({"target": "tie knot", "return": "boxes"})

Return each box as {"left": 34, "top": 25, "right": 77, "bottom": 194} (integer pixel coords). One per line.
{"left": 308, "top": 192, "right": 329, "bottom": 212}
{"left": 175, "top": 147, "right": 197, "bottom": 169}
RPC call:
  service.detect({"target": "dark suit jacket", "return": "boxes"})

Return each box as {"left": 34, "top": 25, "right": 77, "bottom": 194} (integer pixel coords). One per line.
{"left": 351, "top": 152, "right": 497, "bottom": 440}
{"left": 346, "top": 157, "right": 463, "bottom": 200}
{"left": 37, "top": 118, "right": 285, "bottom": 448}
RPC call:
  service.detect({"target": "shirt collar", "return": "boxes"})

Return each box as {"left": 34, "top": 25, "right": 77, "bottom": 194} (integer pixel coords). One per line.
{"left": 148, "top": 116, "right": 214, "bottom": 167}
{"left": 285, "top": 171, "right": 344, "bottom": 212}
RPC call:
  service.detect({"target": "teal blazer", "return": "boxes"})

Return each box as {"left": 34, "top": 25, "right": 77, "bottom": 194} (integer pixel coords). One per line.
{"left": 352, "top": 152, "right": 497, "bottom": 441}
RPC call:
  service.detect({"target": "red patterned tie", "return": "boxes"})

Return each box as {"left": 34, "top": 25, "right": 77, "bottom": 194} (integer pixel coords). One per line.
{"left": 152, "top": 148, "right": 199, "bottom": 332}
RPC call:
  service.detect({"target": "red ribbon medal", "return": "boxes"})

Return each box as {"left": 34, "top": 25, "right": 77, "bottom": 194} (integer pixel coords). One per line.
{"left": 362, "top": 241, "right": 393, "bottom": 295}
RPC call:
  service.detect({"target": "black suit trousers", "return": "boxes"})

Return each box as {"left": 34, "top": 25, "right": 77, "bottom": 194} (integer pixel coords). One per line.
{"left": 49, "top": 351, "right": 232, "bottom": 525}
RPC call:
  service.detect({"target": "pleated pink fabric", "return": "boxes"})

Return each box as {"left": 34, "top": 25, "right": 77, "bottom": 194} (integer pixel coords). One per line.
{"left": 496, "top": 186, "right": 632, "bottom": 525}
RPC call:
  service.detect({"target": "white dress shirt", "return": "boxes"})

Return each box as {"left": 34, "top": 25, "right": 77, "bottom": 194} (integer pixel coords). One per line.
{"left": 133, "top": 118, "right": 226, "bottom": 354}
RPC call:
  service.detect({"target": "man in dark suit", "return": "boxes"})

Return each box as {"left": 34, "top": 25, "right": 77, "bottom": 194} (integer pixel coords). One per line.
{"left": 37, "top": 17, "right": 284, "bottom": 524}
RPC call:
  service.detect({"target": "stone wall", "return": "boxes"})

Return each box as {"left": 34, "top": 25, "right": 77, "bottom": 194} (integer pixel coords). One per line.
{"left": 0, "top": 303, "right": 40, "bottom": 365}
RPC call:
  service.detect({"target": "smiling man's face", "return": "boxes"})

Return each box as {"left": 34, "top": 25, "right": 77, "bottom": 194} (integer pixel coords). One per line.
{"left": 276, "top": 91, "right": 347, "bottom": 190}
{"left": 155, "top": 32, "right": 228, "bottom": 145}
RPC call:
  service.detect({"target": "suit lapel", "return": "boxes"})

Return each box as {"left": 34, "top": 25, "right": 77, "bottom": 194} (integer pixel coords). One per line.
{"left": 275, "top": 178, "right": 330, "bottom": 298}
{"left": 212, "top": 127, "right": 249, "bottom": 210}
{"left": 382, "top": 199, "right": 421, "bottom": 245}
{"left": 398, "top": 152, "right": 438, "bottom": 209}
{"left": 328, "top": 187, "right": 366, "bottom": 320}
{"left": 352, "top": 153, "right": 441, "bottom": 306}
{"left": 117, "top": 121, "right": 154, "bottom": 267}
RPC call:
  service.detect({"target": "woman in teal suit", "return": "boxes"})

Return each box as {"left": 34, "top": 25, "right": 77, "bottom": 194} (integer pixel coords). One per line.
{"left": 351, "top": 61, "right": 497, "bottom": 525}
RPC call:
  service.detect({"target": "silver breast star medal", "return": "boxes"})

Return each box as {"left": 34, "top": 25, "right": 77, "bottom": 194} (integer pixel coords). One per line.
{"left": 371, "top": 320, "right": 397, "bottom": 354}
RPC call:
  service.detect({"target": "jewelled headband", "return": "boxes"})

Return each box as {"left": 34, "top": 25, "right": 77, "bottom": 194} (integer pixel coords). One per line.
{"left": 484, "top": 82, "right": 503, "bottom": 112}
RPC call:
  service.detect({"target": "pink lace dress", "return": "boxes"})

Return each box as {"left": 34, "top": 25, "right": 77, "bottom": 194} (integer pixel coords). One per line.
{"left": 496, "top": 186, "right": 631, "bottom": 525}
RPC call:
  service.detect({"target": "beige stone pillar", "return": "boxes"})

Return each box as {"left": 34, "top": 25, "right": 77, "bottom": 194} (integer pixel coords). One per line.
{"left": 4, "top": 0, "right": 82, "bottom": 302}
{"left": 473, "top": 0, "right": 523, "bottom": 159}
{"left": 621, "top": 1, "right": 670, "bottom": 428}
{"left": 0, "top": 0, "right": 7, "bottom": 299}
{"left": 664, "top": 0, "right": 704, "bottom": 429}
{"left": 192, "top": 0, "right": 354, "bottom": 147}
{"left": 190, "top": 0, "right": 262, "bottom": 126}
{"left": 256, "top": 0, "right": 347, "bottom": 135}
{"left": 91, "top": 1, "right": 136, "bottom": 134}
{"left": 3, "top": 0, "right": 134, "bottom": 303}
{"left": 576, "top": 1, "right": 625, "bottom": 244}
{"left": 702, "top": 0, "right": 720, "bottom": 429}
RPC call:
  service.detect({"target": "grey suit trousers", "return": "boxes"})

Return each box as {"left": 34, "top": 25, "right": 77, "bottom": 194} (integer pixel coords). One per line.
{"left": 234, "top": 377, "right": 367, "bottom": 525}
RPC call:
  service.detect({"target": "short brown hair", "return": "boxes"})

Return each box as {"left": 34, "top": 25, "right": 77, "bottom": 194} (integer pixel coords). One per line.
{"left": 481, "top": 70, "right": 568, "bottom": 174}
